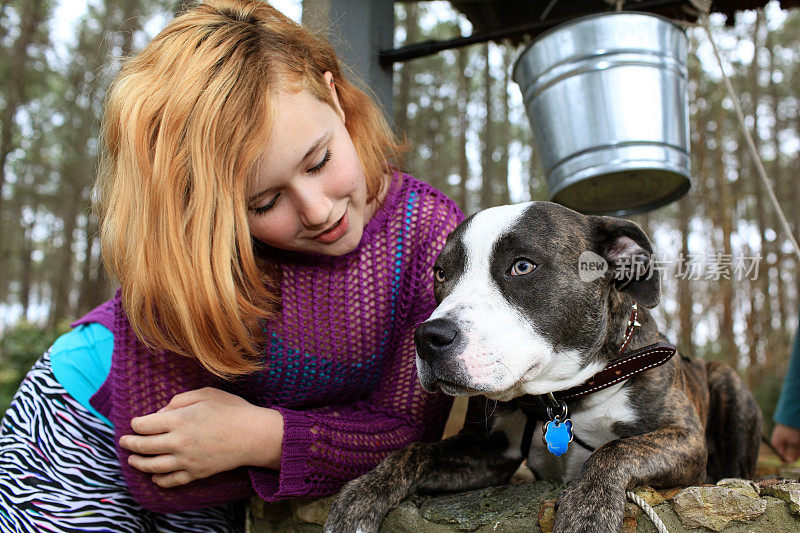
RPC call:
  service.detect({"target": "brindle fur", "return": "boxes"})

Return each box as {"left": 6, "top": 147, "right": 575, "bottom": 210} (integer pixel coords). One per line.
{"left": 324, "top": 204, "right": 762, "bottom": 533}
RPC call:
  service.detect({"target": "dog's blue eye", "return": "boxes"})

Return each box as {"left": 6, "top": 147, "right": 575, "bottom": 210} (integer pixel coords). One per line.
{"left": 510, "top": 259, "right": 536, "bottom": 276}
{"left": 434, "top": 267, "right": 446, "bottom": 283}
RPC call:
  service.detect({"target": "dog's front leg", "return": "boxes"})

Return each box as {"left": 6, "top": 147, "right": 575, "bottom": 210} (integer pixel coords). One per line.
{"left": 323, "top": 429, "right": 520, "bottom": 533}
{"left": 554, "top": 425, "right": 706, "bottom": 533}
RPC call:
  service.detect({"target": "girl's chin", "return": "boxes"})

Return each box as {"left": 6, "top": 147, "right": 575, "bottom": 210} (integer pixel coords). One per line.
{"left": 321, "top": 231, "right": 362, "bottom": 256}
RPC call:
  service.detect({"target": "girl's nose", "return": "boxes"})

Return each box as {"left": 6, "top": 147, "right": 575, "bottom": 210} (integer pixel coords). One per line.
{"left": 296, "top": 186, "right": 333, "bottom": 229}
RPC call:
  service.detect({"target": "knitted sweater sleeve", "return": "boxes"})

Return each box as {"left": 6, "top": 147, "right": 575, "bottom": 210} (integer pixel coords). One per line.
{"left": 249, "top": 190, "right": 464, "bottom": 501}
{"left": 99, "top": 306, "right": 254, "bottom": 513}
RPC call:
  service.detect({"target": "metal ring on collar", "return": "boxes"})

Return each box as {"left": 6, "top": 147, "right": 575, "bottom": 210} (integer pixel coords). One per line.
{"left": 545, "top": 393, "right": 569, "bottom": 420}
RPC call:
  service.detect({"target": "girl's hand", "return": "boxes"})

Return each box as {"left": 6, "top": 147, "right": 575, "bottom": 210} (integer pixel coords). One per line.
{"left": 119, "top": 387, "right": 283, "bottom": 488}
{"left": 771, "top": 423, "right": 800, "bottom": 464}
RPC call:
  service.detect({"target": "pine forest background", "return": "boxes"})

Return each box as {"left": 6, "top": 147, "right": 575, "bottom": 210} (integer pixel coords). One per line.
{"left": 1, "top": 0, "right": 799, "bottom": 430}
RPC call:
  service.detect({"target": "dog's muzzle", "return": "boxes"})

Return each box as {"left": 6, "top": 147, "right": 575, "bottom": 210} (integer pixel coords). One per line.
{"left": 414, "top": 318, "right": 478, "bottom": 393}
{"left": 414, "top": 318, "right": 462, "bottom": 362}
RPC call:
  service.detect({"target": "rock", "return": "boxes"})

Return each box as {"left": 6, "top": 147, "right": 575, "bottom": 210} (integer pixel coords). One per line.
{"left": 621, "top": 511, "right": 639, "bottom": 533}
{"left": 630, "top": 485, "right": 666, "bottom": 507}
{"left": 759, "top": 478, "right": 788, "bottom": 488}
{"left": 537, "top": 498, "right": 556, "bottom": 533}
{"left": 246, "top": 499, "right": 299, "bottom": 532}
{"left": 380, "top": 500, "right": 452, "bottom": 533}
{"left": 716, "top": 478, "right": 760, "bottom": 498}
{"left": 249, "top": 497, "right": 266, "bottom": 520}
{"left": 247, "top": 480, "right": 800, "bottom": 533}
{"left": 657, "top": 487, "right": 684, "bottom": 500}
{"left": 291, "top": 496, "right": 334, "bottom": 525}
{"left": 417, "top": 482, "right": 560, "bottom": 531}
{"left": 673, "top": 485, "right": 767, "bottom": 531}
{"left": 761, "top": 482, "right": 800, "bottom": 515}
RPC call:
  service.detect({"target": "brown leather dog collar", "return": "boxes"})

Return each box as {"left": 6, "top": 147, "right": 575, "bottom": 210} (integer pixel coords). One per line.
{"left": 516, "top": 341, "right": 677, "bottom": 457}
{"left": 555, "top": 340, "right": 677, "bottom": 401}
{"left": 516, "top": 304, "right": 676, "bottom": 457}
{"left": 516, "top": 341, "right": 677, "bottom": 418}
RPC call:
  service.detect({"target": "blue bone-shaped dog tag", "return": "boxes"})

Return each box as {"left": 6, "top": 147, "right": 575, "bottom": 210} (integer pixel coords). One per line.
{"left": 543, "top": 418, "right": 573, "bottom": 457}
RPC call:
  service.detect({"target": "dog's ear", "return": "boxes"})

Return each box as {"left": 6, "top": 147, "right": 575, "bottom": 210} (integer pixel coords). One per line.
{"left": 592, "top": 216, "right": 660, "bottom": 308}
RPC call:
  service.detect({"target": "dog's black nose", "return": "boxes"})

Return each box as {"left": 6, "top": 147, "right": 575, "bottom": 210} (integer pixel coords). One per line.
{"left": 415, "top": 319, "right": 461, "bottom": 361}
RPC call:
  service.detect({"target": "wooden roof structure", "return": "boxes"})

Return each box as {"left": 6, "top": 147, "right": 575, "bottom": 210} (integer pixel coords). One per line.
{"left": 382, "top": 0, "right": 800, "bottom": 63}
{"left": 450, "top": 0, "right": 800, "bottom": 38}
{"left": 314, "top": 0, "right": 800, "bottom": 118}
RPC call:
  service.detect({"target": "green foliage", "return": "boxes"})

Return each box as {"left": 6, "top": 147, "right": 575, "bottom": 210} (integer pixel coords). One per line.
{"left": 0, "top": 321, "right": 69, "bottom": 415}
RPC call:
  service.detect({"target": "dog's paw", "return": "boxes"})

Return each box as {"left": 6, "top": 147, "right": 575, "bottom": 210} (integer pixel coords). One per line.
{"left": 553, "top": 482, "right": 625, "bottom": 533}
{"left": 324, "top": 504, "right": 382, "bottom": 533}
{"left": 323, "top": 475, "right": 395, "bottom": 533}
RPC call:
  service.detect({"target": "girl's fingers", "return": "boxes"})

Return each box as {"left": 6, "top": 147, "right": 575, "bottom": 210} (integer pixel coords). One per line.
{"left": 119, "top": 433, "right": 175, "bottom": 455}
{"left": 159, "top": 387, "right": 220, "bottom": 413}
{"left": 126, "top": 453, "right": 181, "bottom": 474}
{"left": 130, "top": 412, "right": 174, "bottom": 435}
{"left": 152, "top": 470, "right": 194, "bottom": 488}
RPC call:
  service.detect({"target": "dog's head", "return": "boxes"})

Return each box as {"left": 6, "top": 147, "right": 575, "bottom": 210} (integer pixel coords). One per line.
{"left": 414, "top": 201, "right": 659, "bottom": 401}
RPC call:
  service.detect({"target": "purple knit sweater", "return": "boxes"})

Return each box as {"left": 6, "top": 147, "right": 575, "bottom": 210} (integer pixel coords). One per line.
{"left": 72, "top": 173, "right": 463, "bottom": 513}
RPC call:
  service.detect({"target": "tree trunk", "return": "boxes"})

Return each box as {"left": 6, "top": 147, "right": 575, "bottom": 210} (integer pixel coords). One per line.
{"left": 677, "top": 194, "right": 694, "bottom": 355}
{"left": 20, "top": 227, "right": 33, "bottom": 320}
{"left": 457, "top": 46, "right": 470, "bottom": 212}
{"left": 0, "top": 0, "right": 13, "bottom": 42}
{"left": 119, "top": 0, "right": 141, "bottom": 57}
{"left": 495, "top": 44, "right": 512, "bottom": 205}
{"left": 480, "top": 43, "right": 493, "bottom": 209}
{"left": 745, "top": 11, "right": 769, "bottom": 381}
{"left": 0, "top": 0, "right": 46, "bottom": 227}
{"left": 49, "top": 195, "right": 80, "bottom": 328}
{"left": 0, "top": 0, "right": 47, "bottom": 301}
{"left": 77, "top": 218, "right": 98, "bottom": 315}
{"left": 527, "top": 140, "right": 546, "bottom": 201}
{"left": 766, "top": 28, "right": 791, "bottom": 359}
{"left": 394, "top": 4, "right": 418, "bottom": 143}
{"left": 715, "top": 104, "right": 736, "bottom": 368}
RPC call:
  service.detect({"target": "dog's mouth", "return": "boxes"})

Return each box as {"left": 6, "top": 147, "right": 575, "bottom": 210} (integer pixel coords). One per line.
{"left": 430, "top": 377, "right": 489, "bottom": 396}
{"left": 436, "top": 364, "right": 550, "bottom": 400}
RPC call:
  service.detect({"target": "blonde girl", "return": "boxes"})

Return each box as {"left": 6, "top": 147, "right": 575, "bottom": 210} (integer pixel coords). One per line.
{"left": 0, "top": 0, "right": 463, "bottom": 530}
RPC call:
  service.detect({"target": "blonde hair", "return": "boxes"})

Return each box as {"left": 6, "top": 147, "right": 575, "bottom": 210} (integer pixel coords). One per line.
{"left": 97, "top": 0, "right": 401, "bottom": 377}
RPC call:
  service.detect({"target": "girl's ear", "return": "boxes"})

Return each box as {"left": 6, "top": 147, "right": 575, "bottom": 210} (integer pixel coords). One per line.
{"left": 323, "top": 71, "right": 345, "bottom": 123}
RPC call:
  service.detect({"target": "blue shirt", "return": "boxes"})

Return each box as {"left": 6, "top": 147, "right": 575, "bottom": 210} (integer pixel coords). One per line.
{"left": 49, "top": 323, "right": 114, "bottom": 426}
{"left": 774, "top": 311, "right": 800, "bottom": 430}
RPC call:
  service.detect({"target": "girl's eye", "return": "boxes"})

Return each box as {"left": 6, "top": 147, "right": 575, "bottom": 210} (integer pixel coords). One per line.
{"left": 433, "top": 267, "right": 446, "bottom": 283}
{"left": 308, "top": 149, "right": 332, "bottom": 174}
{"left": 251, "top": 193, "right": 280, "bottom": 216}
{"left": 509, "top": 259, "right": 536, "bottom": 276}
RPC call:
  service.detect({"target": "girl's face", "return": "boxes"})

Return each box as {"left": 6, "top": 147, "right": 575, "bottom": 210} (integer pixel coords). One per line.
{"left": 247, "top": 73, "right": 370, "bottom": 256}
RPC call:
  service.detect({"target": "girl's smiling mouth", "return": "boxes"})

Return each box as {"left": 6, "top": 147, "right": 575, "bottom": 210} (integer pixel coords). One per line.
{"left": 313, "top": 210, "right": 349, "bottom": 244}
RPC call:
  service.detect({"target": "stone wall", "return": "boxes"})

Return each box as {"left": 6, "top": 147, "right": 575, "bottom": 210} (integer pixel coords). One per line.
{"left": 246, "top": 479, "right": 800, "bottom": 532}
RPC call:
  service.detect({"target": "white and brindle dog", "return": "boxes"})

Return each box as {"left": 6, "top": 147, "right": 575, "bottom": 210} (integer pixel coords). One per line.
{"left": 325, "top": 201, "right": 762, "bottom": 533}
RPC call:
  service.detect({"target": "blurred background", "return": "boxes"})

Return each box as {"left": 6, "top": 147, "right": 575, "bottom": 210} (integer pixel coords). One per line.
{"left": 0, "top": 0, "right": 798, "bottom": 458}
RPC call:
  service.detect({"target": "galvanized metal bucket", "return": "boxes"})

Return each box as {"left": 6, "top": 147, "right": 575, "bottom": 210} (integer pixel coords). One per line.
{"left": 512, "top": 12, "right": 691, "bottom": 216}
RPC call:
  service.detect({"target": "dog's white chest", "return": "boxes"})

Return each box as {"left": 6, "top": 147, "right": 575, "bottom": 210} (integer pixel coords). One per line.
{"left": 501, "top": 384, "right": 636, "bottom": 483}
